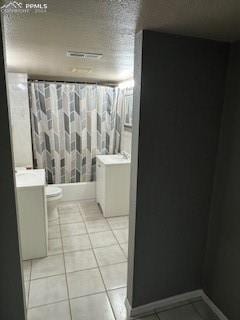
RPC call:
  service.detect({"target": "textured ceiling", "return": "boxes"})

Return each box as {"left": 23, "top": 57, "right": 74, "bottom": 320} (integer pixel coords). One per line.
{"left": 3, "top": 0, "right": 240, "bottom": 83}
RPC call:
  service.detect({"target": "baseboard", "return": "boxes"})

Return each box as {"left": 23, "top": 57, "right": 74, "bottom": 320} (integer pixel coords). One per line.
{"left": 201, "top": 292, "right": 229, "bottom": 320}
{"left": 125, "top": 290, "right": 229, "bottom": 320}
{"left": 125, "top": 289, "right": 203, "bottom": 318}
{"left": 54, "top": 182, "right": 96, "bottom": 201}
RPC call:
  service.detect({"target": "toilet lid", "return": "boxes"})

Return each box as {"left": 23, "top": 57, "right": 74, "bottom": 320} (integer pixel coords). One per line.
{"left": 46, "top": 186, "right": 62, "bottom": 198}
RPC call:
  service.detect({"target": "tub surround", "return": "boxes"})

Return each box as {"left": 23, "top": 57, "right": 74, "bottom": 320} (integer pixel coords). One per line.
{"left": 121, "top": 126, "right": 132, "bottom": 155}
{"left": 7, "top": 73, "right": 33, "bottom": 168}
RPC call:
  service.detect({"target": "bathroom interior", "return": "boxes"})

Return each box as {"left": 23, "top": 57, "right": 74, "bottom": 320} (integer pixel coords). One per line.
{"left": 3, "top": 1, "right": 240, "bottom": 320}
{"left": 6, "top": 62, "right": 133, "bottom": 318}
{"left": 8, "top": 74, "right": 132, "bottom": 319}
{"left": 3, "top": 4, "right": 133, "bottom": 319}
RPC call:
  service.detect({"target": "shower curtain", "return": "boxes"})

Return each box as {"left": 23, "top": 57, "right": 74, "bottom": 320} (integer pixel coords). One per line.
{"left": 29, "top": 81, "right": 126, "bottom": 183}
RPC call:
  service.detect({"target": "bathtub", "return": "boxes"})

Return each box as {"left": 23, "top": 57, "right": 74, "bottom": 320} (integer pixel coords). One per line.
{"left": 54, "top": 181, "right": 96, "bottom": 202}
{"left": 15, "top": 169, "right": 48, "bottom": 260}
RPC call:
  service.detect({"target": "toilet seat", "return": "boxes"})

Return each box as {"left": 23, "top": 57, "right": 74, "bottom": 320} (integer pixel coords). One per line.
{"left": 46, "top": 186, "right": 62, "bottom": 198}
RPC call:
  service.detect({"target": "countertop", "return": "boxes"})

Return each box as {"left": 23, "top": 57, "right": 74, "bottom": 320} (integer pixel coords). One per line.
{"left": 96, "top": 154, "right": 131, "bottom": 166}
{"left": 15, "top": 169, "right": 46, "bottom": 187}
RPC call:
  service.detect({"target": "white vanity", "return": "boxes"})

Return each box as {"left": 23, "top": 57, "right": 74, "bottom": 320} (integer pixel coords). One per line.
{"left": 15, "top": 169, "right": 48, "bottom": 260}
{"left": 96, "top": 154, "right": 131, "bottom": 217}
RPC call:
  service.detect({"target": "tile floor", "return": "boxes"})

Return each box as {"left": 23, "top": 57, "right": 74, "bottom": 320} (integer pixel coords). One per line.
{"left": 23, "top": 200, "right": 220, "bottom": 320}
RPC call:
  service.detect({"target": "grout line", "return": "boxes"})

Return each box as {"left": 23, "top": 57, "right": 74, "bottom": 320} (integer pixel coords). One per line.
{"left": 28, "top": 298, "right": 69, "bottom": 310}
{"left": 28, "top": 201, "right": 130, "bottom": 319}
{"left": 26, "top": 260, "right": 32, "bottom": 311}
{"left": 78, "top": 201, "right": 117, "bottom": 320}
{"left": 29, "top": 271, "right": 66, "bottom": 282}
{"left": 90, "top": 242, "right": 128, "bottom": 251}
{"left": 106, "top": 218, "right": 129, "bottom": 259}
{"left": 63, "top": 290, "right": 106, "bottom": 302}
{"left": 58, "top": 207, "right": 73, "bottom": 320}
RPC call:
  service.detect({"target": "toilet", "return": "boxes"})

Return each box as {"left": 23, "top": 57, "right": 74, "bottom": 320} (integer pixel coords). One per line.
{"left": 46, "top": 186, "right": 63, "bottom": 221}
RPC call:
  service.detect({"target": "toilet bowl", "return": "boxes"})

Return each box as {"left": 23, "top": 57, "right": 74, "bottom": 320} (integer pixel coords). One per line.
{"left": 46, "top": 186, "right": 63, "bottom": 221}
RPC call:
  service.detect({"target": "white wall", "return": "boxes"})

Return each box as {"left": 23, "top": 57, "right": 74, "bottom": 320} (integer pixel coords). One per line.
{"left": 7, "top": 73, "right": 33, "bottom": 168}
{"left": 121, "top": 127, "right": 132, "bottom": 155}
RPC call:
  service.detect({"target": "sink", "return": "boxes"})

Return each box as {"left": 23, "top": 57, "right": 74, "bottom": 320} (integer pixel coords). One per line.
{"left": 15, "top": 170, "right": 45, "bottom": 187}
{"left": 96, "top": 154, "right": 131, "bottom": 165}
{"left": 16, "top": 172, "right": 37, "bottom": 185}
{"left": 109, "top": 154, "right": 127, "bottom": 161}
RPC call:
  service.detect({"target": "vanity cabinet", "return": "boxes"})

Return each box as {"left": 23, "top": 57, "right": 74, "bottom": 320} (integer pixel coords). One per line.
{"left": 96, "top": 155, "right": 130, "bottom": 217}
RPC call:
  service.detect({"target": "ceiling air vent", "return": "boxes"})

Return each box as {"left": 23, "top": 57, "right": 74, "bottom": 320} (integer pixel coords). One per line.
{"left": 67, "top": 51, "right": 103, "bottom": 59}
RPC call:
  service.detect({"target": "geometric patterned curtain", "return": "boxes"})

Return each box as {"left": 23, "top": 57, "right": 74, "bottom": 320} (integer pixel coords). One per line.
{"left": 29, "top": 81, "right": 125, "bottom": 184}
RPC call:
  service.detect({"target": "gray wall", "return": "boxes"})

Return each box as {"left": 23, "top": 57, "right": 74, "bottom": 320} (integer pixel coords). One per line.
{"left": 128, "top": 30, "right": 229, "bottom": 308}
{"left": 204, "top": 42, "right": 240, "bottom": 320}
{"left": 0, "top": 20, "right": 26, "bottom": 319}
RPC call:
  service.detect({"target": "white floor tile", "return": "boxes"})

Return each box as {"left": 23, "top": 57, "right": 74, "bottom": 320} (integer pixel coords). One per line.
{"left": 113, "top": 229, "right": 128, "bottom": 244}
{"left": 107, "top": 216, "right": 129, "bottom": 230}
{"left": 48, "top": 238, "right": 63, "bottom": 256}
{"left": 80, "top": 200, "right": 99, "bottom": 210}
{"left": 62, "top": 234, "right": 92, "bottom": 252}
{"left": 64, "top": 249, "right": 97, "bottom": 273}
{"left": 82, "top": 212, "right": 104, "bottom": 221}
{"left": 60, "top": 223, "right": 86, "bottom": 237}
{"left": 48, "top": 224, "right": 61, "bottom": 239}
{"left": 28, "top": 200, "right": 131, "bottom": 318}
{"left": 67, "top": 268, "right": 105, "bottom": 298}
{"left": 80, "top": 201, "right": 104, "bottom": 221}
{"left": 192, "top": 300, "right": 219, "bottom": 320}
{"left": 94, "top": 245, "right": 127, "bottom": 266}
{"left": 59, "top": 207, "right": 80, "bottom": 214}
{"left": 157, "top": 304, "right": 202, "bottom": 320}
{"left": 23, "top": 260, "right": 31, "bottom": 281}
{"left": 60, "top": 212, "right": 83, "bottom": 224}
{"left": 70, "top": 292, "right": 115, "bottom": 320}
{"left": 108, "top": 287, "right": 127, "bottom": 320}
{"left": 58, "top": 201, "right": 79, "bottom": 210}
{"left": 100, "top": 262, "right": 127, "bottom": 290}
{"left": 31, "top": 254, "right": 65, "bottom": 279}
{"left": 120, "top": 243, "right": 128, "bottom": 258}
{"left": 86, "top": 219, "right": 110, "bottom": 233}
{"left": 29, "top": 275, "right": 68, "bottom": 308}
{"left": 28, "top": 301, "right": 71, "bottom": 320}
{"left": 89, "top": 230, "right": 117, "bottom": 248}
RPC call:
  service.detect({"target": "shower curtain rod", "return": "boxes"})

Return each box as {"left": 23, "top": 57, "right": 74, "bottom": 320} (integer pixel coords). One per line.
{"left": 28, "top": 79, "right": 118, "bottom": 87}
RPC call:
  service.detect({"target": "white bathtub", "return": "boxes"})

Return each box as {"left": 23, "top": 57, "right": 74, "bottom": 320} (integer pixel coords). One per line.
{"left": 15, "top": 169, "right": 48, "bottom": 260}
{"left": 54, "top": 181, "right": 96, "bottom": 202}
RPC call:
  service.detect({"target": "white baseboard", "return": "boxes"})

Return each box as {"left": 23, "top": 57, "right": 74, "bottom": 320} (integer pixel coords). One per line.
{"left": 125, "top": 298, "right": 132, "bottom": 318}
{"left": 201, "top": 292, "right": 229, "bottom": 320}
{"left": 54, "top": 182, "right": 96, "bottom": 201}
{"left": 125, "top": 290, "right": 229, "bottom": 320}
{"left": 126, "top": 290, "right": 203, "bottom": 318}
